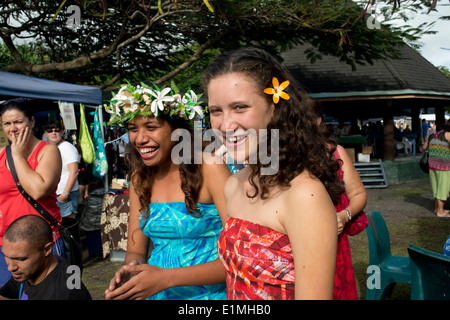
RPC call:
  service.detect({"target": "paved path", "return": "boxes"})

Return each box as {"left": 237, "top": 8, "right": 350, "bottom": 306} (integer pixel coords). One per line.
{"left": 364, "top": 178, "right": 438, "bottom": 219}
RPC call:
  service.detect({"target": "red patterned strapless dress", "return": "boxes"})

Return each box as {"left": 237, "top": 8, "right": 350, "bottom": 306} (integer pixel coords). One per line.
{"left": 217, "top": 217, "right": 295, "bottom": 300}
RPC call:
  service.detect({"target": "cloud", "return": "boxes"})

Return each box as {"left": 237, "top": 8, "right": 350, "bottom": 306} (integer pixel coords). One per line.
{"left": 396, "top": 3, "right": 450, "bottom": 68}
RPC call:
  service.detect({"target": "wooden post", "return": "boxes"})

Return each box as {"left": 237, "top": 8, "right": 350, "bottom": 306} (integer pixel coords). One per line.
{"left": 383, "top": 102, "right": 395, "bottom": 161}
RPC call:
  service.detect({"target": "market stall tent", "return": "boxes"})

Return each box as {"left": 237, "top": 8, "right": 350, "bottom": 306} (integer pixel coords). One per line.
{"left": 0, "top": 70, "right": 102, "bottom": 106}
{"left": 0, "top": 70, "right": 103, "bottom": 152}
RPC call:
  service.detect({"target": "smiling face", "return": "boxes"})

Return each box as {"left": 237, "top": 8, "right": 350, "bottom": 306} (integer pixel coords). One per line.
{"left": 127, "top": 115, "right": 176, "bottom": 167}
{"left": 1, "top": 109, "right": 35, "bottom": 142}
{"left": 208, "top": 72, "right": 274, "bottom": 163}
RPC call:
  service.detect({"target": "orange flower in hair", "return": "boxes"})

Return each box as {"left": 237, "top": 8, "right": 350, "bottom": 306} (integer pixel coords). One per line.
{"left": 263, "top": 77, "right": 290, "bottom": 104}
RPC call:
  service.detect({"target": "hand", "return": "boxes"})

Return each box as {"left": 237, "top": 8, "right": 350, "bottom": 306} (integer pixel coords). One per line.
{"left": 58, "top": 193, "right": 69, "bottom": 203}
{"left": 105, "top": 260, "right": 140, "bottom": 294}
{"left": 10, "top": 126, "right": 31, "bottom": 158}
{"left": 336, "top": 210, "right": 349, "bottom": 235}
{"left": 105, "top": 264, "right": 168, "bottom": 300}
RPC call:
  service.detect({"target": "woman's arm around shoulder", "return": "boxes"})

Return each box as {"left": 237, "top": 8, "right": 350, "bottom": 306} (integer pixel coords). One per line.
{"left": 202, "top": 154, "right": 231, "bottom": 226}
{"left": 282, "top": 174, "right": 337, "bottom": 299}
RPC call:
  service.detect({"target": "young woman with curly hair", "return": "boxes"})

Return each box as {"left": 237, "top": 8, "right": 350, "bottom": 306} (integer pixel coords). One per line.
{"left": 203, "top": 47, "right": 345, "bottom": 300}
{"left": 105, "top": 85, "right": 230, "bottom": 300}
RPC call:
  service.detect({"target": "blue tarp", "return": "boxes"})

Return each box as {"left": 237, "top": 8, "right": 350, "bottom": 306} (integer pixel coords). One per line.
{"left": 0, "top": 70, "right": 102, "bottom": 106}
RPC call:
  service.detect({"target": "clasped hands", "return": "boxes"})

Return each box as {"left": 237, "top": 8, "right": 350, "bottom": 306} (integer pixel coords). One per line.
{"left": 105, "top": 261, "right": 168, "bottom": 300}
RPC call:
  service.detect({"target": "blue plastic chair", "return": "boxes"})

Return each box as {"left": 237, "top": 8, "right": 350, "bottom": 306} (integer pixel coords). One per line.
{"left": 408, "top": 244, "right": 450, "bottom": 300}
{"left": 365, "top": 211, "right": 411, "bottom": 299}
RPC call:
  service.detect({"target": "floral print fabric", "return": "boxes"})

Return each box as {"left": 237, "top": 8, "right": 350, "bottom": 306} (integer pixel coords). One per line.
{"left": 140, "top": 202, "right": 226, "bottom": 300}
{"left": 100, "top": 194, "right": 130, "bottom": 258}
{"left": 217, "top": 217, "right": 295, "bottom": 300}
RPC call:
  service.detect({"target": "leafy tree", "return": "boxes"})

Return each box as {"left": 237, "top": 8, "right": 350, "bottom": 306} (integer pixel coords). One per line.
{"left": 438, "top": 66, "right": 450, "bottom": 78}
{"left": 0, "top": 0, "right": 444, "bottom": 89}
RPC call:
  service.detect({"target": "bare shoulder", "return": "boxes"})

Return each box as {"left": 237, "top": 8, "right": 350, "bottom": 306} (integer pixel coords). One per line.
{"left": 42, "top": 142, "right": 59, "bottom": 153}
{"left": 37, "top": 142, "right": 61, "bottom": 164}
{"left": 283, "top": 172, "right": 334, "bottom": 216}
{"left": 281, "top": 171, "right": 335, "bottom": 230}
{"left": 445, "top": 131, "right": 450, "bottom": 143}
{"left": 286, "top": 171, "right": 329, "bottom": 201}
{"left": 41, "top": 142, "right": 60, "bottom": 156}
{"left": 336, "top": 144, "right": 351, "bottom": 164}
{"left": 336, "top": 144, "right": 346, "bottom": 158}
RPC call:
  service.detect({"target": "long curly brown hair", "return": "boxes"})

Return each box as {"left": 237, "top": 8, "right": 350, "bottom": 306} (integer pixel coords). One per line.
{"left": 202, "top": 47, "right": 344, "bottom": 204}
{"left": 126, "top": 115, "right": 203, "bottom": 219}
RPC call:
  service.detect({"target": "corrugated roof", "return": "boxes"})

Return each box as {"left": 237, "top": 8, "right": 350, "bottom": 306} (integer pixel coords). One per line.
{"left": 281, "top": 43, "right": 450, "bottom": 99}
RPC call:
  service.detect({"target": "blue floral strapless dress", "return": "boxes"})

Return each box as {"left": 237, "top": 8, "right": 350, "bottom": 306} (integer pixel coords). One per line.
{"left": 139, "top": 202, "right": 226, "bottom": 300}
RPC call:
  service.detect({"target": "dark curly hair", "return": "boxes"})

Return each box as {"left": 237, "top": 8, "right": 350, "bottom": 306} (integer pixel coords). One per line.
{"left": 126, "top": 114, "right": 203, "bottom": 219}
{"left": 202, "top": 47, "right": 344, "bottom": 204}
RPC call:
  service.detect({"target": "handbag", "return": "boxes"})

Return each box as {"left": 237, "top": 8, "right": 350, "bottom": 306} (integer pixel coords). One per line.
{"left": 92, "top": 108, "right": 108, "bottom": 177}
{"left": 419, "top": 151, "right": 429, "bottom": 174}
{"left": 79, "top": 103, "right": 95, "bottom": 164}
{"left": 419, "top": 134, "right": 432, "bottom": 174}
{"left": 5, "top": 145, "right": 83, "bottom": 270}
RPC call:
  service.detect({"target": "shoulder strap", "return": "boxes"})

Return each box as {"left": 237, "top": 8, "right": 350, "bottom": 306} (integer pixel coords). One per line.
{"left": 424, "top": 133, "right": 434, "bottom": 151}
{"left": 5, "top": 145, "right": 19, "bottom": 182}
{"left": 5, "top": 145, "right": 61, "bottom": 228}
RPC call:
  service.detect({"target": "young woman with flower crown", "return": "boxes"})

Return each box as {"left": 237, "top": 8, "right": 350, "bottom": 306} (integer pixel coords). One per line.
{"left": 202, "top": 48, "right": 344, "bottom": 300}
{"left": 104, "top": 83, "right": 230, "bottom": 300}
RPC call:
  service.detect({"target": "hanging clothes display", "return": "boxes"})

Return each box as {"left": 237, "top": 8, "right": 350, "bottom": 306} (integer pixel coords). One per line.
{"left": 104, "top": 131, "right": 129, "bottom": 179}
{"left": 78, "top": 103, "right": 95, "bottom": 164}
{"left": 92, "top": 108, "right": 108, "bottom": 177}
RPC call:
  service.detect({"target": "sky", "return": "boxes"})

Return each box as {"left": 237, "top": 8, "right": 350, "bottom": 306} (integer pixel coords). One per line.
{"left": 387, "top": 1, "right": 450, "bottom": 69}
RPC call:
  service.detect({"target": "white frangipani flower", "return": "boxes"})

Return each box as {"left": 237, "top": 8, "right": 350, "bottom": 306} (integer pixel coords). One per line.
{"left": 185, "top": 90, "right": 198, "bottom": 103}
{"left": 142, "top": 88, "right": 153, "bottom": 95}
{"left": 187, "top": 104, "right": 204, "bottom": 119}
{"left": 150, "top": 87, "right": 174, "bottom": 116}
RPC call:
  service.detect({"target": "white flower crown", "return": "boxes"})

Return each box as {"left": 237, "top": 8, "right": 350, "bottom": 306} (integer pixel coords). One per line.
{"left": 104, "top": 81, "right": 206, "bottom": 126}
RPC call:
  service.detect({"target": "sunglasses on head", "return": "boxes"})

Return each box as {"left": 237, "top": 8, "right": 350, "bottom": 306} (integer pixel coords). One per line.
{"left": 46, "top": 128, "right": 61, "bottom": 133}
